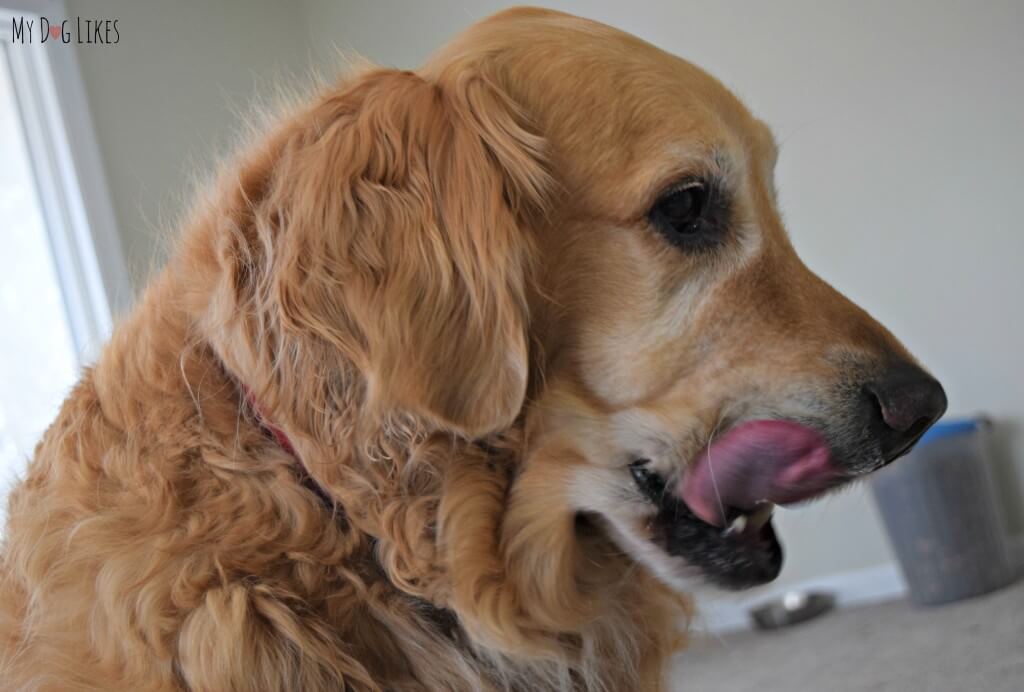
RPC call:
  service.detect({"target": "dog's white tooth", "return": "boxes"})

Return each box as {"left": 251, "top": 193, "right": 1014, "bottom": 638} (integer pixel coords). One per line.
{"left": 724, "top": 514, "right": 748, "bottom": 536}
{"left": 747, "top": 503, "right": 775, "bottom": 531}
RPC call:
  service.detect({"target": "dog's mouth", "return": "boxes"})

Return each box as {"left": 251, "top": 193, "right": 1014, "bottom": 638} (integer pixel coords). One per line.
{"left": 631, "top": 419, "right": 849, "bottom": 590}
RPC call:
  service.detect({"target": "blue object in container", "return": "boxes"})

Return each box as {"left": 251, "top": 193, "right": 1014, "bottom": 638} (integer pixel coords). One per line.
{"left": 917, "top": 419, "right": 982, "bottom": 446}
{"left": 869, "top": 416, "right": 1019, "bottom": 606}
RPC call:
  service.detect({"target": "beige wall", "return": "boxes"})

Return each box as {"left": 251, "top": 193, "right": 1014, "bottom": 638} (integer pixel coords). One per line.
{"left": 74, "top": 1, "right": 1024, "bottom": 589}
{"left": 67, "top": 0, "right": 313, "bottom": 290}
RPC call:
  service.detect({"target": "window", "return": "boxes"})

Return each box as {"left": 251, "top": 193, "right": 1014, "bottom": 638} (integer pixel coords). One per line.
{"left": 1, "top": 2, "right": 129, "bottom": 502}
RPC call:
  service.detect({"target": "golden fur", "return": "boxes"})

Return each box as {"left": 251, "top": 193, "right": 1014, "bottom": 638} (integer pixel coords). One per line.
{"left": 1, "top": 8, "right": 920, "bottom": 690}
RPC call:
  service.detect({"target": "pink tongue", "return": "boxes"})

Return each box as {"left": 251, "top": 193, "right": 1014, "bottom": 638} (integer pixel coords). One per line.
{"left": 678, "top": 420, "right": 839, "bottom": 527}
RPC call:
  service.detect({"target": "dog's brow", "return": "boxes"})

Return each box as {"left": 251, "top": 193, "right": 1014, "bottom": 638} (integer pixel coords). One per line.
{"left": 646, "top": 144, "right": 727, "bottom": 197}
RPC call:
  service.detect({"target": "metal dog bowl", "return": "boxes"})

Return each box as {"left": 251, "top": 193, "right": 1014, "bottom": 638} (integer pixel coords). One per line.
{"left": 749, "top": 590, "right": 835, "bottom": 630}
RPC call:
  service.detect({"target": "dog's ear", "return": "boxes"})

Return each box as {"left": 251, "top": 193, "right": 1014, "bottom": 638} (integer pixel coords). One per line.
{"left": 273, "top": 69, "right": 549, "bottom": 437}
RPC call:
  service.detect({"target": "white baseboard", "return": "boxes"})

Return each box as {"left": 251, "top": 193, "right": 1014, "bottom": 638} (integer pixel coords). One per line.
{"left": 692, "top": 563, "right": 908, "bottom": 634}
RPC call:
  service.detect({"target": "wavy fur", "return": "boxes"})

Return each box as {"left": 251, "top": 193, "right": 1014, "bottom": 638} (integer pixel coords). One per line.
{"left": 0, "top": 17, "right": 689, "bottom": 691}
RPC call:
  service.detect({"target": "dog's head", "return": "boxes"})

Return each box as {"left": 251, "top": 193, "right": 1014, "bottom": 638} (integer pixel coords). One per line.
{"left": 231, "top": 8, "right": 945, "bottom": 594}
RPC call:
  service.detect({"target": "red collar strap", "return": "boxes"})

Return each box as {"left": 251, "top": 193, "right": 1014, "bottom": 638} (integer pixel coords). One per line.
{"left": 241, "top": 384, "right": 296, "bottom": 456}
{"left": 240, "top": 384, "right": 337, "bottom": 511}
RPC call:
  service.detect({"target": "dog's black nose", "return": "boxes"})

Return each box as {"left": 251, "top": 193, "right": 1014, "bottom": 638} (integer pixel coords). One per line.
{"left": 866, "top": 363, "right": 947, "bottom": 462}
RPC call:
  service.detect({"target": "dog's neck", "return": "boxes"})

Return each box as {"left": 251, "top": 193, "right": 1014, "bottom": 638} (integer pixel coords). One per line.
{"left": 239, "top": 381, "right": 341, "bottom": 513}
{"left": 240, "top": 382, "right": 296, "bottom": 456}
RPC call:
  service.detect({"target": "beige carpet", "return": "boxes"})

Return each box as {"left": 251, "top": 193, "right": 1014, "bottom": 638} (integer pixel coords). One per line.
{"left": 673, "top": 578, "right": 1024, "bottom": 691}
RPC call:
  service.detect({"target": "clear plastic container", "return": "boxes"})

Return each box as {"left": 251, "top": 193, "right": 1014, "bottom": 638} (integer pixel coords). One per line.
{"left": 869, "top": 418, "right": 1019, "bottom": 606}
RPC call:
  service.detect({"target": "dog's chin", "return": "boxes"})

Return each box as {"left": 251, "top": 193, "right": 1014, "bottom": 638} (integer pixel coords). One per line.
{"left": 629, "top": 463, "right": 784, "bottom": 590}
{"left": 594, "top": 470, "right": 784, "bottom": 593}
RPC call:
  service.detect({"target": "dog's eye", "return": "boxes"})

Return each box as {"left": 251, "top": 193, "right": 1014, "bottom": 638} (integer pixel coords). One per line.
{"left": 653, "top": 183, "right": 706, "bottom": 232}
{"left": 648, "top": 179, "right": 725, "bottom": 252}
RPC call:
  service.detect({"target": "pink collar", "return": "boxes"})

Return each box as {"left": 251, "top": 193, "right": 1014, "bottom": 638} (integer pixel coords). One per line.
{"left": 241, "top": 384, "right": 296, "bottom": 456}
{"left": 241, "top": 384, "right": 337, "bottom": 510}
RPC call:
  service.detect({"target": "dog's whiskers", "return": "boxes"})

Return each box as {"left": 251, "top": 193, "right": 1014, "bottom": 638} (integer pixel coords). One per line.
{"left": 705, "top": 416, "right": 728, "bottom": 525}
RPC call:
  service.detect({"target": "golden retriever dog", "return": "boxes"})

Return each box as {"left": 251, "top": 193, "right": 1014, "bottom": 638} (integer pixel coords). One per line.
{"left": 0, "top": 7, "right": 946, "bottom": 691}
